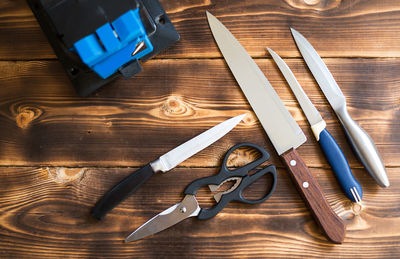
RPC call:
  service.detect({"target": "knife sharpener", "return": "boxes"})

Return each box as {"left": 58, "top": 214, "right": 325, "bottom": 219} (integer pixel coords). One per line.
{"left": 27, "top": 0, "right": 180, "bottom": 96}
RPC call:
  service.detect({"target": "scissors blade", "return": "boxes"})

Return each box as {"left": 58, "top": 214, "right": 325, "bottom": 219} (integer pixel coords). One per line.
{"left": 125, "top": 195, "right": 200, "bottom": 242}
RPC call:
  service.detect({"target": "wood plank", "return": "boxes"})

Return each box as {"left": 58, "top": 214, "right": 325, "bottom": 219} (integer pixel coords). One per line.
{"left": 0, "top": 58, "right": 398, "bottom": 170}
{"left": 0, "top": 166, "right": 398, "bottom": 258}
{"left": 1, "top": 0, "right": 400, "bottom": 60}
{"left": 1, "top": 0, "right": 398, "bottom": 257}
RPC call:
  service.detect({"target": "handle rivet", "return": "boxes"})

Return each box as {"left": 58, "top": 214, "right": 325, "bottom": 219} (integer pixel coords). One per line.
{"left": 180, "top": 207, "right": 187, "bottom": 213}
{"left": 290, "top": 160, "right": 297, "bottom": 166}
{"left": 303, "top": 182, "right": 309, "bottom": 188}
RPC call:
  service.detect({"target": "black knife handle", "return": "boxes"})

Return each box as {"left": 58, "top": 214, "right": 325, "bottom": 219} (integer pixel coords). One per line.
{"left": 91, "top": 164, "right": 155, "bottom": 220}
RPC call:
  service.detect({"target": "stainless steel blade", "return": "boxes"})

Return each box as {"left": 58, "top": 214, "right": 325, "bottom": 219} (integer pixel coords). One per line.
{"left": 290, "top": 28, "right": 345, "bottom": 110}
{"left": 151, "top": 113, "right": 246, "bottom": 172}
{"left": 207, "top": 12, "right": 306, "bottom": 155}
{"left": 267, "top": 48, "right": 323, "bottom": 127}
{"left": 291, "top": 28, "right": 389, "bottom": 187}
{"left": 125, "top": 195, "right": 200, "bottom": 242}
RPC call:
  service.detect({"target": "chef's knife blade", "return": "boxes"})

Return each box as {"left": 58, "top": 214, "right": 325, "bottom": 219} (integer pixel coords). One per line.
{"left": 268, "top": 47, "right": 363, "bottom": 203}
{"left": 291, "top": 28, "right": 389, "bottom": 188}
{"left": 91, "top": 113, "right": 246, "bottom": 219}
{"left": 207, "top": 11, "right": 345, "bottom": 243}
{"left": 206, "top": 13, "right": 305, "bottom": 155}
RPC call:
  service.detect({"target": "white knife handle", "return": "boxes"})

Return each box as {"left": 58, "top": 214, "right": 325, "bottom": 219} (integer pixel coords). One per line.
{"left": 335, "top": 105, "right": 389, "bottom": 187}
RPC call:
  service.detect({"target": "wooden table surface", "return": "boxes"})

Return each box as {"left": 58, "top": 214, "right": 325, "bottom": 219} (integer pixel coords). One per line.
{"left": 1, "top": 0, "right": 399, "bottom": 258}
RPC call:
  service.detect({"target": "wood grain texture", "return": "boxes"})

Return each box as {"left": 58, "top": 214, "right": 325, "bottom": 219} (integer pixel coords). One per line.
{"left": 1, "top": 0, "right": 400, "bottom": 60}
{"left": 0, "top": 166, "right": 399, "bottom": 258}
{"left": 0, "top": 58, "right": 399, "bottom": 168}
{"left": 0, "top": 0, "right": 399, "bottom": 257}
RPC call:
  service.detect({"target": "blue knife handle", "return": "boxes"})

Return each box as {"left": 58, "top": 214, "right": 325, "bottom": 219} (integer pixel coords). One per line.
{"left": 318, "top": 128, "right": 363, "bottom": 202}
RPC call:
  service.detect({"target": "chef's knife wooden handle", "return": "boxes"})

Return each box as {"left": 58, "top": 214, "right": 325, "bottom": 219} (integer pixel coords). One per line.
{"left": 281, "top": 148, "right": 346, "bottom": 244}
{"left": 91, "top": 164, "right": 155, "bottom": 220}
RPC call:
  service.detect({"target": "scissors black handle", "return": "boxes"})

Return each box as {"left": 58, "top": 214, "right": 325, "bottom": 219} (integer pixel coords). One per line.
{"left": 184, "top": 143, "right": 277, "bottom": 220}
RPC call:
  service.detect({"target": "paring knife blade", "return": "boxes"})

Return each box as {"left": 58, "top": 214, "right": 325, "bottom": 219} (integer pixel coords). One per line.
{"left": 268, "top": 48, "right": 363, "bottom": 204}
{"left": 267, "top": 48, "right": 323, "bottom": 127}
{"left": 291, "top": 28, "right": 389, "bottom": 188}
{"left": 91, "top": 113, "right": 246, "bottom": 220}
{"left": 206, "top": 11, "right": 345, "bottom": 243}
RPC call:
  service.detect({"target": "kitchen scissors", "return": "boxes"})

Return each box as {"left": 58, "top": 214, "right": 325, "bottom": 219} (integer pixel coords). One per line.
{"left": 125, "top": 143, "right": 277, "bottom": 242}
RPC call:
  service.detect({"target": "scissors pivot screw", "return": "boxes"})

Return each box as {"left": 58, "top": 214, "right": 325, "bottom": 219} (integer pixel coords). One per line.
{"left": 180, "top": 207, "right": 187, "bottom": 213}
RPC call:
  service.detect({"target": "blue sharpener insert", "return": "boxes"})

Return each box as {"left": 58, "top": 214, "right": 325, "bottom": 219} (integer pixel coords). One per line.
{"left": 73, "top": 9, "right": 153, "bottom": 79}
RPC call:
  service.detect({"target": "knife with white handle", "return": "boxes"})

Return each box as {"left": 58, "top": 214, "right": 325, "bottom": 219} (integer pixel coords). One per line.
{"left": 207, "top": 11, "right": 345, "bottom": 243}
{"left": 291, "top": 28, "right": 389, "bottom": 188}
{"left": 268, "top": 48, "right": 362, "bottom": 203}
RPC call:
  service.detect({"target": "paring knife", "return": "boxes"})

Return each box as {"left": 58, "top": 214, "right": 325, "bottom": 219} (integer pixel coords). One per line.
{"left": 91, "top": 113, "right": 247, "bottom": 220}
{"left": 206, "top": 11, "right": 345, "bottom": 243}
{"left": 267, "top": 48, "right": 362, "bottom": 203}
{"left": 291, "top": 28, "right": 389, "bottom": 188}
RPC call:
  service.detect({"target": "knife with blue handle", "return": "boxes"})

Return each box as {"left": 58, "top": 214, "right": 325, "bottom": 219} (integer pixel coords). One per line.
{"left": 268, "top": 48, "right": 362, "bottom": 203}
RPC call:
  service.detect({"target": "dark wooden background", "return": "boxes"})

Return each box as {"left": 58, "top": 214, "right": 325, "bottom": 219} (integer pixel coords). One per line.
{"left": 0, "top": 0, "right": 399, "bottom": 258}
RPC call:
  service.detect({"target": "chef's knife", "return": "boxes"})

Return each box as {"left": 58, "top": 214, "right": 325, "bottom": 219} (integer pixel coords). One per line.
{"left": 206, "top": 11, "right": 345, "bottom": 243}
{"left": 91, "top": 113, "right": 246, "bottom": 220}
{"left": 291, "top": 28, "right": 389, "bottom": 188}
{"left": 267, "top": 48, "right": 362, "bottom": 203}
